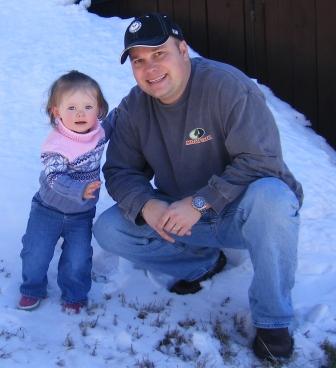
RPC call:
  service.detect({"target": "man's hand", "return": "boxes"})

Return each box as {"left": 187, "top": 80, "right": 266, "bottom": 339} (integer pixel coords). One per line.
{"left": 141, "top": 199, "right": 176, "bottom": 243}
{"left": 157, "top": 196, "right": 201, "bottom": 237}
{"left": 83, "top": 181, "right": 101, "bottom": 199}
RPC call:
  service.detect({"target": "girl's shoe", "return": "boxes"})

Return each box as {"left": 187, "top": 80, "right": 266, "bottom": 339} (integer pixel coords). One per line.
{"left": 18, "top": 295, "right": 41, "bottom": 310}
{"left": 62, "top": 301, "right": 86, "bottom": 314}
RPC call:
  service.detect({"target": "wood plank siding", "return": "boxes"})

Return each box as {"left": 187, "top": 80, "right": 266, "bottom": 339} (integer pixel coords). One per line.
{"left": 88, "top": 0, "right": 336, "bottom": 148}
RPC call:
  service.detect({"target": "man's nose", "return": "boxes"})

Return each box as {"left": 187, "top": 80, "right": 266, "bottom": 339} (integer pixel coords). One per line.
{"left": 145, "top": 59, "right": 158, "bottom": 71}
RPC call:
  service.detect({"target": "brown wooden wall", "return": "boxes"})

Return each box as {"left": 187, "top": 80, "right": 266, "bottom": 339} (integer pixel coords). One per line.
{"left": 89, "top": 0, "right": 336, "bottom": 149}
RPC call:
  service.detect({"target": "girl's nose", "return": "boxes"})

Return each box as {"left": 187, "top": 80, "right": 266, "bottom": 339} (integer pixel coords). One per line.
{"left": 76, "top": 109, "right": 84, "bottom": 116}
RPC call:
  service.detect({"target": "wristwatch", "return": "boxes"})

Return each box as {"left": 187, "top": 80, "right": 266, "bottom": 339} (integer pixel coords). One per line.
{"left": 191, "top": 196, "right": 208, "bottom": 215}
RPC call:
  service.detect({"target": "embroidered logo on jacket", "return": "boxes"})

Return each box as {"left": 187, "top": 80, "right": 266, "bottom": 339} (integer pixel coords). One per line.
{"left": 185, "top": 128, "right": 213, "bottom": 145}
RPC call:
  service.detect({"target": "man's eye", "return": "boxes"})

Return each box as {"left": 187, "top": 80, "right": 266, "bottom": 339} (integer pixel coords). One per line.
{"left": 133, "top": 59, "right": 142, "bottom": 65}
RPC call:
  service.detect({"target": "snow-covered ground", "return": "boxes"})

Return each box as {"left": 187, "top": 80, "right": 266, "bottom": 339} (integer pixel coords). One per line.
{"left": 0, "top": 1, "right": 335, "bottom": 367}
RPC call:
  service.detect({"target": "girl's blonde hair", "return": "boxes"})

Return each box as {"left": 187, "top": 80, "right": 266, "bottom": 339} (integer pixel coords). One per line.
{"left": 46, "top": 70, "right": 109, "bottom": 126}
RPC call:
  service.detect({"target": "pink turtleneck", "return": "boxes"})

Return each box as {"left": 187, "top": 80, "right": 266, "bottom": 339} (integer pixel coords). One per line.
{"left": 42, "top": 119, "right": 105, "bottom": 161}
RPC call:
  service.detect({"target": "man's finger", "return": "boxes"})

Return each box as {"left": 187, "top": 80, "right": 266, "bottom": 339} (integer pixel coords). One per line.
{"left": 157, "top": 215, "right": 170, "bottom": 230}
{"left": 176, "top": 227, "right": 192, "bottom": 237}
{"left": 157, "top": 229, "right": 175, "bottom": 243}
{"left": 169, "top": 225, "right": 182, "bottom": 234}
{"left": 164, "top": 221, "right": 178, "bottom": 233}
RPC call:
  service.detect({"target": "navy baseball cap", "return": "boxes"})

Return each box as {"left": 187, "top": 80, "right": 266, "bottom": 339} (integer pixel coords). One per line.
{"left": 120, "top": 13, "right": 184, "bottom": 64}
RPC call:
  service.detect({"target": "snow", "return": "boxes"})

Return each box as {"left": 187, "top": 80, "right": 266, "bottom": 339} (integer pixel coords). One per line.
{"left": 0, "top": 1, "right": 335, "bottom": 367}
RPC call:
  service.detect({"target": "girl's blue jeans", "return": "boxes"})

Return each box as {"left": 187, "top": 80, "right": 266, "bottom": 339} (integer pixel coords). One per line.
{"left": 20, "top": 195, "right": 95, "bottom": 303}
{"left": 93, "top": 178, "right": 300, "bottom": 328}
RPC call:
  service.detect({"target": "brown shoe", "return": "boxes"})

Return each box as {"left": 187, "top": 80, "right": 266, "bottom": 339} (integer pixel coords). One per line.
{"left": 253, "top": 327, "right": 294, "bottom": 360}
{"left": 170, "top": 251, "right": 227, "bottom": 295}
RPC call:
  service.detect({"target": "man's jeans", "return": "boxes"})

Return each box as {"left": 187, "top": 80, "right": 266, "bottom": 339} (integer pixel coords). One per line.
{"left": 20, "top": 195, "right": 95, "bottom": 303}
{"left": 93, "top": 178, "right": 300, "bottom": 328}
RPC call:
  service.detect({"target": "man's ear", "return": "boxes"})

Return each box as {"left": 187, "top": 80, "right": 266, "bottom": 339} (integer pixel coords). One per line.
{"left": 179, "top": 40, "right": 189, "bottom": 60}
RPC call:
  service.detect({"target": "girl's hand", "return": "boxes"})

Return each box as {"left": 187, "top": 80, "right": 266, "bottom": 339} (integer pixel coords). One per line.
{"left": 83, "top": 181, "right": 101, "bottom": 199}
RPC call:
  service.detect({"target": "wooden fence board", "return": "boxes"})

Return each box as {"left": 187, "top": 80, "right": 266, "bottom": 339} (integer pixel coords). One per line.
{"left": 88, "top": 0, "right": 121, "bottom": 17}
{"left": 291, "top": 0, "right": 317, "bottom": 126}
{"left": 157, "top": 0, "right": 173, "bottom": 16}
{"left": 316, "top": 0, "right": 336, "bottom": 145}
{"left": 207, "top": 0, "right": 246, "bottom": 71}
{"left": 189, "top": 0, "right": 208, "bottom": 57}
{"left": 117, "top": 0, "right": 132, "bottom": 18}
{"left": 244, "top": 0, "right": 268, "bottom": 83}
{"left": 120, "top": 0, "right": 158, "bottom": 17}
{"left": 264, "top": 0, "right": 294, "bottom": 104}
{"left": 172, "top": 0, "right": 191, "bottom": 42}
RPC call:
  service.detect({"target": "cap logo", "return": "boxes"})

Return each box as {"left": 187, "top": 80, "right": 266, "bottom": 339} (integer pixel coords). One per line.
{"left": 129, "top": 21, "right": 142, "bottom": 33}
{"left": 172, "top": 28, "right": 179, "bottom": 36}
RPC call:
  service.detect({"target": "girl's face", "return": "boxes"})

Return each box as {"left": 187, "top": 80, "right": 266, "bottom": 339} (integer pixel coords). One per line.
{"left": 52, "top": 88, "right": 99, "bottom": 133}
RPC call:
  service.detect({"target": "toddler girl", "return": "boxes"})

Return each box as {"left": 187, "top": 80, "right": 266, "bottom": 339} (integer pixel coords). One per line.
{"left": 18, "top": 70, "right": 114, "bottom": 313}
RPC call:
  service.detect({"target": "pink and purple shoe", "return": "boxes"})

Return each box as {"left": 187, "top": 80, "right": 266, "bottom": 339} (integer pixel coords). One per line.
{"left": 18, "top": 295, "right": 41, "bottom": 311}
{"left": 62, "top": 301, "right": 86, "bottom": 314}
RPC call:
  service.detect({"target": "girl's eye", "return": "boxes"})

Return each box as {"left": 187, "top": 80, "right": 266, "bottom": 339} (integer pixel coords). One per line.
{"left": 85, "top": 105, "right": 93, "bottom": 110}
{"left": 68, "top": 106, "right": 75, "bottom": 111}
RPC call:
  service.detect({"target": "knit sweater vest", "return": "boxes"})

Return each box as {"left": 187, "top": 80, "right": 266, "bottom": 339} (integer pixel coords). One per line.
{"left": 38, "top": 119, "right": 106, "bottom": 214}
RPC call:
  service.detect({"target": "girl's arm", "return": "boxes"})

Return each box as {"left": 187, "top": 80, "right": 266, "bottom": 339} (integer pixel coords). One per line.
{"left": 40, "top": 152, "right": 92, "bottom": 203}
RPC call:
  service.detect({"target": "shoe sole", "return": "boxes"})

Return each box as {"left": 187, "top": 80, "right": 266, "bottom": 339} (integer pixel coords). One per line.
{"left": 17, "top": 299, "right": 41, "bottom": 311}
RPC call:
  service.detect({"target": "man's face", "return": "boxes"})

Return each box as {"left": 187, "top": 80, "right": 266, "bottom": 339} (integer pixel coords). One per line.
{"left": 129, "top": 37, "right": 191, "bottom": 105}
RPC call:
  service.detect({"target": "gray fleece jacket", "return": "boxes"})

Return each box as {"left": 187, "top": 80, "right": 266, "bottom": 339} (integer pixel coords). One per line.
{"left": 103, "top": 57, "right": 303, "bottom": 223}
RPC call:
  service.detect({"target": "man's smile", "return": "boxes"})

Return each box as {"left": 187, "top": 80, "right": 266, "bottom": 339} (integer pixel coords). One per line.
{"left": 148, "top": 74, "right": 167, "bottom": 84}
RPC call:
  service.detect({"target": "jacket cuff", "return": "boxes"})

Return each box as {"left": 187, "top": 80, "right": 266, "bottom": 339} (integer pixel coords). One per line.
{"left": 196, "top": 186, "right": 229, "bottom": 214}
{"left": 125, "top": 193, "right": 156, "bottom": 224}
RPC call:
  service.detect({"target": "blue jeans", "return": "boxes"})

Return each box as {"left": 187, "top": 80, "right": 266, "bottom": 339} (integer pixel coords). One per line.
{"left": 20, "top": 195, "right": 95, "bottom": 303}
{"left": 93, "top": 178, "right": 300, "bottom": 328}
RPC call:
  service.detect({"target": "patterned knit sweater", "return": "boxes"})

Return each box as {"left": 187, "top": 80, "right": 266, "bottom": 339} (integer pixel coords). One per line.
{"left": 37, "top": 115, "right": 114, "bottom": 214}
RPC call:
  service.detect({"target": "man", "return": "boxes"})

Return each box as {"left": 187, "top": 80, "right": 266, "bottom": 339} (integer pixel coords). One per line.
{"left": 94, "top": 12, "right": 303, "bottom": 360}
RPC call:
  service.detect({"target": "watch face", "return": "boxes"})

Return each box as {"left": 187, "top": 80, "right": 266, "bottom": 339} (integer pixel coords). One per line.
{"left": 192, "top": 196, "right": 206, "bottom": 209}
